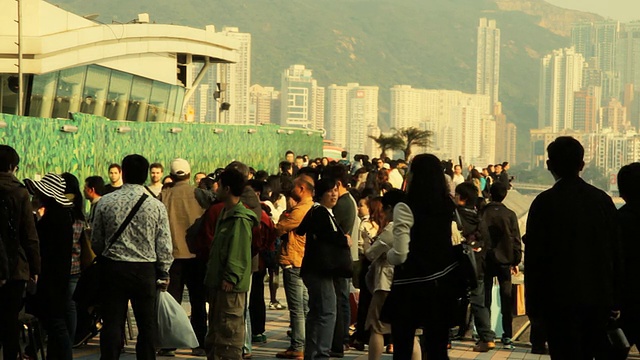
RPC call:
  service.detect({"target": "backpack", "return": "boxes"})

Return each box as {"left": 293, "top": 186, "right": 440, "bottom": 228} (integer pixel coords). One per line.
{"left": 256, "top": 210, "right": 278, "bottom": 270}
{"left": 0, "top": 190, "right": 18, "bottom": 280}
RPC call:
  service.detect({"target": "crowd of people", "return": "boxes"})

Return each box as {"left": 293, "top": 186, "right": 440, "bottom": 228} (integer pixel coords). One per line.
{"left": 0, "top": 136, "right": 638, "bottom": 360}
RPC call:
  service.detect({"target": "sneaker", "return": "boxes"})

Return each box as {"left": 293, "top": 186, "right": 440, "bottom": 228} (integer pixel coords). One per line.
{"left": 157, "top": 349, "right": 176, "bottom": 357}
{"left": 502, "top": 337, "right": 514, "bottom": 349}
{"left": 270, "top": 301, "right": 287, "bottom": 310}
{"left": 252, "top": 334, "right": 267, "bottom": 343}
{"left": 276, "top": 349, "right": 303, "bottom": 359}
{"left": 472, "top": 342, "right": 490, "bottom": 352}
{"left": 191, "top": 348, "right": 206, "bottom": 357}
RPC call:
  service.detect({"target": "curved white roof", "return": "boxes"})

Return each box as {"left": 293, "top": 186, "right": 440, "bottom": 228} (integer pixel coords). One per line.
{"left": 0, "top": 0, "right": 238, "bottom": 84}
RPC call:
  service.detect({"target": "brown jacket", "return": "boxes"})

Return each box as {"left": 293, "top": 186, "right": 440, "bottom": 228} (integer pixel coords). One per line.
{"left": 0, "top": 173, "right": 40, "bottom": 281}
{"left": 161, "top": 181, "right": 206, "bottom": 259}
{"left": 277, "top": 197, "right": 313, "bottom": 268}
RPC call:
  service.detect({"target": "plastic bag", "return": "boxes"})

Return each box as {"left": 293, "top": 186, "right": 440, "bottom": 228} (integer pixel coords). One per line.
{"left": 156, "top": 291, "right": 199, "bottom": 349}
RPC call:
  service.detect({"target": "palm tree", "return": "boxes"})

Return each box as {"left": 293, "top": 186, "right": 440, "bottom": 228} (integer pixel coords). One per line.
{"left": 368, "top": 133, "right": 404, "bottom": 159}
{"left": 396, "top": 127, "right": 432, "bottom": 161}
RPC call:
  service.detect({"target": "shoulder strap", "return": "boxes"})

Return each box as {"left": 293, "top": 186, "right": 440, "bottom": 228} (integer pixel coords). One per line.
{"left": 105, "top": 194, "right": 149, "bottom": 253}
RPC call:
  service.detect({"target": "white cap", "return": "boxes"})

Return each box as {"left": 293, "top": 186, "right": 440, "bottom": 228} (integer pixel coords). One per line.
{"left": 170, "top": 158, "right": 191, "bottom": 176}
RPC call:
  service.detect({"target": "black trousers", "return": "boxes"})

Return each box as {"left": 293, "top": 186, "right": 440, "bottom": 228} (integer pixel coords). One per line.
{"left": 484, "top": 261, "right": 513, "bottom": 339}
{"left": 0, "top": 280, "right": 26, "bottom": 360}
{"left": 167, "top": 258, "right": 208, "bottom": 348}
{"left": 544, "top": 307, "right": 610, "bottom": 360}
{"left": 100, "top": 260, "right": 157, "bottom": 360}
{"left": 331, "top": 278, "right": 350, "bottom": 354}
{"left": 355, "top": 259, "right": 372, "bottom": 344}
{"left": 249, "top": 270, "right": 267, "bottom": 335}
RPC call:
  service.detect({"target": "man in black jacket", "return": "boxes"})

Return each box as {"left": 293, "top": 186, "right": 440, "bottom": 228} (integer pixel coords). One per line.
{"left": 524, "top": 136, "right": 622, "bottom": 359}
{"left": 481, "top": 182, "right": 522, "bottom": 347}
{"left": 455, "top": 182, "right": 495, "bottom": 352}
{"left": 616, "top": 163, "right": 640, "bottom": 350}
{"left": 0, "top": 145, "right": 40, "bottom": 360}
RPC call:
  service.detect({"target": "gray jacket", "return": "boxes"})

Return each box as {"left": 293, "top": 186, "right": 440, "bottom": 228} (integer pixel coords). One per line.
{"left": 365, "top": 222, "right": 394, "bottom": 292}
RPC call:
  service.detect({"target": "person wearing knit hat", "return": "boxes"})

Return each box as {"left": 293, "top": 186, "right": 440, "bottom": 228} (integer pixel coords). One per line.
{"left": 24, "top": 173, "right": 75, "bottom": 360}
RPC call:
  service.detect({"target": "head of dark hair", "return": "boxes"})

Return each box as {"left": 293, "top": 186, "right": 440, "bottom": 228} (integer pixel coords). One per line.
{"left": 279, "top": 161, "right": 292, "bottom": 173}
{"left": 199, "top": 176, "right": 216, "bottom": 190}
{"left": 285, "top": 150, "right": 294, "bottom": 157}
{"left": 314, "top": 177, "right": 337, "bottom": 202}
{"left": 471, "top": 168, "right": 482, "bottom": 179}
{"left": 255, "top": 170, "right": 269, "bottom": 182}
{"left": 382, "top": 189, "right": 405, "bottom": 210}
{"left": 296, "top": 167, "right": 319, "bottom": 184}
{"left": 618, "top": 163, "right": 640, "bottom": 204}
{"left": 150, "top": 163, "right": 164, "bottom": 171}
{"left": 489, "top": 182, "right": 508, "bottom": 202}
{"left": 442, "top": 160, "right": 454, "bottom": 177}
{"left": 456, "top": 182, "right": 478, "bottom": 206}
{"left": 295, "top": 155, "right": 303, "bottom": 160}
{"left": 248, "top": 179, "right": 264, "bottom": 194}
{"left": 85, "top": 176, "right": 106, "bottom": 196}
{"left": 121, "top": 155, "right": 149, "bottom": 185}
{"left": 502, "top": 162, "right": 509, "bottom": 168}
{"left": 0, "top": 145, "right": 19, "bottom": 172}
{"left": 108, "top": 163, "right": 122, "bottom": 172}
{"left": 407, "top": 154, "right": 452, "bottom": 215}
{"left": 341, "top": 151, "right": 348, "bottom": 158}
{"left": 546, "top": 136, "right": 584, "bottom": 178}
{"left": 266, "top": 175, "right": 283, "bottom": 203}
{"left": 323, "top": 163, "right": 350, "bottom": 188}
{"left": 62, "top": 172, "right": 85, "bottom": 221}
{"left": 303, "top": 155, "right": 309, "bottom": 161}
{"left": 225, "top": 161, "right": 250, "bottom": 181}
{"left": 380, "top": 182, "right": 393, "bottom": 193}
{"left": 279, "top": 175, "right": 294, "bottom": 198}
{"left": 389, "top": 160, "right": 399, "bottom": 169}
{"left": 220, "top": 169, "right": 246, "bottom": 197}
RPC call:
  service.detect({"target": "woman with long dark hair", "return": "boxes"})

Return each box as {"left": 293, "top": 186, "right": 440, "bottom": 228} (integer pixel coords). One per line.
{"left": 61, "top": 172, "right": 86, "bottom": 345}
{"left": 385, "top": 154, "right": 458, "bottom": 360}
{"left": 25, "top": 173, "right": 75, "bottom": 360}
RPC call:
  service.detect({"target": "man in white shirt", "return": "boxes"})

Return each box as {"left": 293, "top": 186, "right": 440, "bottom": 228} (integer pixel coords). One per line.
{"left": 452, "top": 165, "right": 465, "bottom": 186}
{"left": 388, "top": 160, "right": 404, "bottom": 189}
{"left": 147, "top": 163, "right": 164, "bottom": 197}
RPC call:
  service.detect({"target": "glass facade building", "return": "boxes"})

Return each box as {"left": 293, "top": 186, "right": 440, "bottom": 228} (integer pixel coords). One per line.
{"left": 2, "top": 64, "right": 186, "bottom": 122}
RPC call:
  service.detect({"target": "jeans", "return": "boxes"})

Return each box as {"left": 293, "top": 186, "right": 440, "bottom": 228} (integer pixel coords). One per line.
{"left": 100, "top": 260, "right": 157, "bottom": 360}
{"left": 0, "top": 281, "right": 26, "bottom": 360}
{"left": 243, "top": 276, "right": 252, "bottom": 354}
{"left": 331, "top": 277, "right": 350, "bottom": 353}
{"left": 67, "top": 274, "right": 80, "bottom": 343}
{"left": 470, "top": 278, "right": 495, "bottom": 342}
{"left": 483, "top": 262, "right": 513, "bottom": 339}
{"left": 167, "top": 258, "right": 208, "bottom": 349}
{"left": 283, "top": 267, "right": 309, "bottom": 351}
{"left": 250, "top": 270, "right": 267, "bottom": 335}
{"left": 303, "top": 274, "right": 337, "bottom": 360}
{"left": 43, "top": 316, "right": 73, "bottom": 360}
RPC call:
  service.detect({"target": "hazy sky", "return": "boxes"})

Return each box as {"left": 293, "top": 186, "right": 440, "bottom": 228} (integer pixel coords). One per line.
{"left": 545, "top": 0, "right": 640, "bottom": 22}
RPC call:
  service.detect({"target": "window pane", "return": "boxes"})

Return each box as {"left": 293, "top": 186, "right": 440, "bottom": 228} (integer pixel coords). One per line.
{"left": 28, "top": 72, "right": 58, "bottom": 117}
{"left": 174, "top": 88, "right": 185, "bottom": 122}
{"left": 126, "top": 76, "right": 153, "bottom": 121}
{"left": 52, "top": 67, "right": 87, "bottom": 118}
{"left": 147, "top": 81, "right": 170, "bottom": 122}
{"left": 166, "top": 85, "right": 178, "bottom": 122}
{"left": 0, "top": 75, "right": 19, "bottom": 115}
{"left": 81, "top": 66, "right": 111, "bottom": 117}
{"left": 104, "top": 71, "right": 133, "bottom": 120}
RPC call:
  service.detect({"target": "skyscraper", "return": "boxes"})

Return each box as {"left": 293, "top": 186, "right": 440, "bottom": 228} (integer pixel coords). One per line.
{"left": 538, "top": 47, "right": 585, "bottom": 132}
{"left": 249, "top": 84, "right": 279, "bottom": 124}
{"left": 326, "top": 83, "right": 379, "bottom": 155}
{"left": 573, "top": 88, "right": 599, "bottom": 133}
{"left": 602, "top": 98, "right": 628, "bottom": 133}
{"left": 617, "top": 22, "right": 640, "bottom": 92}
{"left": 572, "top": 22, "right": 595, "bottom": 61}
{"left": 219, "top": 27, "right": 251, "bottom": 124}
{"left": 476, "top": 18, "right": 501, "bottom": 110}
{"left": 280, "top": 65, "right": 324, "bottom": 129}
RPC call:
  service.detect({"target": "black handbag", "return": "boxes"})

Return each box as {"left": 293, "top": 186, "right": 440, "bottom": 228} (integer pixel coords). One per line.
{"left": 452, "top": 208, "right": 478, "bottom": 293}
{"left": 73, "top": 194, "right": 149, "bottom": 307}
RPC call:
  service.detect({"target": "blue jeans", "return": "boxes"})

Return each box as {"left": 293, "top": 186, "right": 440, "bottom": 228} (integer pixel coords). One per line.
{"left": 303, "top": 274, "right": 337, "bottom": 360}
{"left": 283, "top": 267, "right": 309, "bottom": 352}
{"left": 67, "top": 274, "right": 80, "bottom": 343}
{"left": 470, "top": 278, "right": 495, "bottom": 342}
{"left": 331, "top": 278, "right": 350, "bottom": 353}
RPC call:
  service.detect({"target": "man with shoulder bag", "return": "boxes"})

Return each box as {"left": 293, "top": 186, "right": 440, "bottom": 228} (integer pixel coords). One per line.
{"left": 91, "top": 155, "right": 173, "bottom": 360}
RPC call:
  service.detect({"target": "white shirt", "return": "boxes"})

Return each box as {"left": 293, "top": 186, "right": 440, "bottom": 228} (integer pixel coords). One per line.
{"left": 389, "top": 168, "right": 404, "bottom": 189}
{"left": 452, "top": 173, "right": 465, "bottom": 187}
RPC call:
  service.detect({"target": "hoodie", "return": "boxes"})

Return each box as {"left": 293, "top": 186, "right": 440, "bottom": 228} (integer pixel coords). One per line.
{"left": 204, "top": 201, "right": 258, "bottom": 292}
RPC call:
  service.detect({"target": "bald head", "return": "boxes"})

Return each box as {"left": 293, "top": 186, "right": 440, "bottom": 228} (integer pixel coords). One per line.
{"left": 291, "top": 174, "right": 314, "bottom": 202}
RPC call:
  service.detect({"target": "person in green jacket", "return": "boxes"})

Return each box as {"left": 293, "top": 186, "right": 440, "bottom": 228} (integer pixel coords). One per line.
{"left": 204, "top": 168, "right": 258, "bottom": 360}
